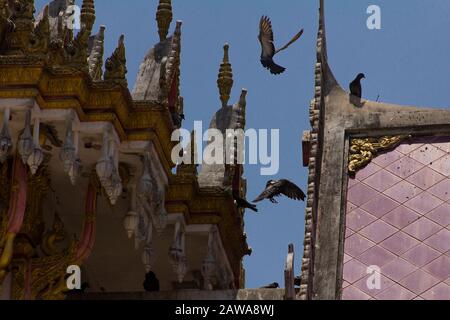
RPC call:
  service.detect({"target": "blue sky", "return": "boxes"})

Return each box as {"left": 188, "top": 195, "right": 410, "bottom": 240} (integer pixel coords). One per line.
{"left": 34, "top": 0, "right": 450, "bottom": 289}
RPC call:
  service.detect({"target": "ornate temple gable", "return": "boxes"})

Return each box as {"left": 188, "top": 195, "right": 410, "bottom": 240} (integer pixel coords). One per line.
{"left": 0, "top": 0, "right": 178, "bottom": 173}
{"left": 132, "top": 0, "right": 183, "bottom": 128}
{"left": 198, "top": 44, "right": 247, "bottom": 189}
{"left": 0, "top": 0, "right": 249, "bottom": 297}
{"left": 303, "top": 0, "right": 450, "bottom": 300}
{"left": 166, "top": 43, "right": 251, "bottom": 287}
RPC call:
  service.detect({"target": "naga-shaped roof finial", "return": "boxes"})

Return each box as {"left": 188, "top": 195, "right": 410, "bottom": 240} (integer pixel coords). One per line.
{"left": 217, "top": 43, "right": 234, "bottom": 108}
{"left": 156, "top": 0, "right": 172, "bottom": 42}
{"left": 88, "top": 25, "right": 105, "bottom": 81}
{"left": 104, "top": 34, "right": 128, "bottom": 87}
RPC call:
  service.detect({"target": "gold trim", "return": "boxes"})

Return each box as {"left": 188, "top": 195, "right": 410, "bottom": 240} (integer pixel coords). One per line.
{"left": 156, "top": 0, "right": 173, "bottom": 41}
{"left": 348, "top": 135, "right": 412, "bottom": 174}
{"left": 217, "top": 43, "right": 233, "bottom": 108}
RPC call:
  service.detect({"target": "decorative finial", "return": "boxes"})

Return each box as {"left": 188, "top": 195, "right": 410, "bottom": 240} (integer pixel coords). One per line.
{"left": 217, "top": 43, "right": 234, "bottom": 108}
{"left": 88, "top": 25, "right": 105, "bottom": 80}
{"left": 104, "top": 34, "right": 128, "bottom": 87}
{"left": 81, "top": 0, "right": 96, "bottom": 33}
{"left": 156, "top": 0, "right": 172, "bottom": 41}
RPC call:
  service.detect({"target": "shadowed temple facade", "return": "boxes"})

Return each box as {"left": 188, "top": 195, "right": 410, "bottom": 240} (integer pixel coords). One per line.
{"left": 0, "top": 0, "right": 253, "bottom": 300}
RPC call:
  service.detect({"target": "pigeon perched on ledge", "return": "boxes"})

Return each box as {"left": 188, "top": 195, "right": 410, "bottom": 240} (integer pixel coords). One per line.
{"left": 253, "top": 179, "right": 306, "bottom": 204}
{"left": 349, "top": 73, "right": 365, "bottom": 98}
{"left": 258, "top": 15, "right": 304, "bottom": 75}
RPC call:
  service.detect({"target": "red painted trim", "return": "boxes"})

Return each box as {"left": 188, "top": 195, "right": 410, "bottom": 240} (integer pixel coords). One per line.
{"left": 7, "top": 155, "right": 28, "bottom": 235}
{"left": 76, "top": 180, "right": 97, "bottom": 261}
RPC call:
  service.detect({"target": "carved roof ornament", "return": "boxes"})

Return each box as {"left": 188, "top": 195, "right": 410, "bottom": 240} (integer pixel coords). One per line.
{"left": 156, "top": 0, "right": 172, "bottom": 42}
{"left": 29, "top": 4, "right": 50, "bottom": 54}
{"left": 87, "top": 25, "right": 105, "bottom": 80}
{"left": 348, "top": 135, "right": 412, "bottom": 175}
{"left": 80, "top": 0, "right": 95, "bottom": 33}
{"left": 104, "top": 34, "right": 128, "bottom": 87}
{"left": 69, "top": 0, "right": 96, "bottom": 68}
{"left": 217, "top": 43, "right": 234, "bottom": 108}
{"left": 4, "top": 0, "right": 35, "bottom": 54}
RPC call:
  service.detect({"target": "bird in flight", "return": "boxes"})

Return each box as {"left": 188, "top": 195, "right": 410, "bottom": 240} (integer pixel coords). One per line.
{"left": 233, "top": 191, "right": 258, "bottom": 213}
{"left": 349, "top": 73, "right": 366, "bottom": 98}
{"left": 253, "top": 179, "right": 306, "bottom": 204}
{"left": 258, "top": 15, "right": 304, "bottom": 75}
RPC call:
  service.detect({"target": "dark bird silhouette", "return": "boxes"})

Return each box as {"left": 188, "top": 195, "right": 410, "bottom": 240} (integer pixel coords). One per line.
{"left": 349, "top": 73, "right": 365, "bottom": 98}
{"left": 294, "top": 276, "right": 302, "bottom": 287}
{"left": 143, "top": 271, "right": 160, "bottom": 292}
{"left": 253, "top": 179, "right": 306, "bottom": 204}
{"left": 258, "top": 15, "right": 304, "bottom": 75}
{"left": 261, "top": 282, "right": 280, "bottom": 289}
{"left": 233, "top": 191, "right": 258, "bottom": 213}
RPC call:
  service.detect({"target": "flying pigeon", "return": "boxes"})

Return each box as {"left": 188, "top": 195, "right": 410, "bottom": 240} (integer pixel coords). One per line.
{"left": 258, "top": 15, "right": 304, "bottom": 75}
{"left": 294, "top": 276, "right": 302, "bottom": 287}
{"left": 349, "top": 73, "right": 365, "bottom": 98}
{"left": 233, "top": 191, "right": 258, "bottom": 213}
{"left": 261, "top": 282, "right": 280, "bottom": 289}
{"left": 143, "top": 271, "right": 160, "bottom": 292}
{"left": 253, "top": 179, "right": 306, "bottom": 204}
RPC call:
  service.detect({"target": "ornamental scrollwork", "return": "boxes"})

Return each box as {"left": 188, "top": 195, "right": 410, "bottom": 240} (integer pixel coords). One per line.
{"left": 348, "top": 135, "right": 412, "bottom": 175}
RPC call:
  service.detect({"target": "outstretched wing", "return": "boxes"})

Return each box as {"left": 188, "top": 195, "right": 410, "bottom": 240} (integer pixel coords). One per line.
{"left": 253, "top": 181, "right": 282, "bottom": 202}
{"left": 275, "top": 28, "right": 304, "bottom": 54}
{"left": 258, "top": 15, "right": 275, "bottom": 60}
{"left": 280, "top": 179, "right": 306, "bottom": 201}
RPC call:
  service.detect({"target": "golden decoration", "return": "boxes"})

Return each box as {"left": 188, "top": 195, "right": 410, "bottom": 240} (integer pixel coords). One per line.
{"left": 348, "top": 135, "right": 412, "bottom": 174}
{"left": 217, "top": 43, "right": 233, "bottom": 108}
{"left": 156, "top": 0, "right": 173, "bottom": 41}
{"left": 29, "top": 240, "right": 78, "bottom": 300}
{"left": 20, "top": 154, "right": 51, "bottom": 246}
{"left": 41, "top": 212, "right": 66, "bottom": 256}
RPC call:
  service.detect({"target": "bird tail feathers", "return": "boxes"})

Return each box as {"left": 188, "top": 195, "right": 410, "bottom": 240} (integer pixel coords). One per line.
{"left": 260, "top": 58, "right": 286, "bottom": 75}
{"left": 275, "top": 28, "right": 304, "bottom": 54}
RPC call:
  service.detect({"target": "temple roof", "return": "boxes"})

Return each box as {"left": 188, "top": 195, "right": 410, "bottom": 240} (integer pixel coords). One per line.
{"left": 317, "top": 0, "right": 447, "bottom": 115}
{"left": 299, "top": 0, "right": 450, "bottom": 300}
{"left": 132, "top": 21, "right": 181, "bottom": 102}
